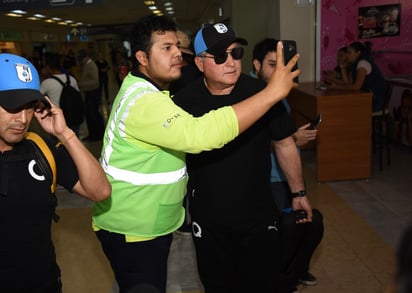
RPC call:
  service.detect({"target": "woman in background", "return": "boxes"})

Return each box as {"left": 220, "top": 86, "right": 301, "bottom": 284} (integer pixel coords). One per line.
{"left": 323, "top": 46, "right": 349, "bottom": 85}
{"left": 328, "top": 41, "right": 385, "bottom": 113}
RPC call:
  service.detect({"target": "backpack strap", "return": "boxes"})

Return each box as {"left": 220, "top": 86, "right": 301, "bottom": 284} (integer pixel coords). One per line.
{"left": 49, "top": 75, "right": 65, "bottom": 87}
{"left": 49, "top": 74, "right": 71, "bottom": 86}
{"left": 25, "top": 132, "right": 57, "bottom": 193}
{"left": 65, "top": 73, "right": 71, "bottom": 86}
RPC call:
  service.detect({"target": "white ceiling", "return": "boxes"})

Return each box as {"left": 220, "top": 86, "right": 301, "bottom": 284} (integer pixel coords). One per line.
{"left": 0, "top": 0, "right": 227, "bottom": 35}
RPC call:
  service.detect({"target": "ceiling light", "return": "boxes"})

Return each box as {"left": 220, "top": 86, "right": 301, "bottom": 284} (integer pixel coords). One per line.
{"left": 45, "top": 19, "right": 55, "bottom": 23}
{"left": 11, "top": 10, "right": 27, "bottom": 14}
{"left": 167, "top": 10, "right": 174, "bottom": 14}
{"left": 27, "top": 17, "right": 41, "bottom": 21}
{"left": 33, "top": 14, "right": 46, "bottom": 18}
{"left": 65, "top": 19, "right": 74, "bottom": 24}
{"left": 52, "top": 17, "right": 62, "bottom": 21}
{"left": 58, "top": 21, "right": 68, "bottom": 25}
{"left": 148, "top": 5, "right": 157, "bottom": 10}
{"left": 144, "top": 1, "right": 155, "bottom": 5}
{"left": 6, "top": 13, "right": 24, "bottom": 17}
{"left": 164, "top": 2, "right": 173, "bottom": 6}
{"left": 165, "top": 7, "right": 173, "bottom": 11}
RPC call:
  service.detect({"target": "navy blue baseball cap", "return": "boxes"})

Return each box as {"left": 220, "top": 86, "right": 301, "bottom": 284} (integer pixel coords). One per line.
{"left": 0, "top": 53, "right": 50, "bottom": 110}
{"left": 194, "top": 23, "right": 248, "bottom": 56}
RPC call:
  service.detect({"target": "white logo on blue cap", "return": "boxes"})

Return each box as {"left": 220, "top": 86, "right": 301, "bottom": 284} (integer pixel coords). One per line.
{"left": 15, "top": 63, "right": 32, "bottom": 83}
{"left": 214, "top": 23, "right": 228, "bottom": 34}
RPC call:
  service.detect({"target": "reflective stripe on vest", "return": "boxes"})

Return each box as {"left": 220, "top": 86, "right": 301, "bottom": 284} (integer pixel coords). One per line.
{"left": 104, "top": 164, "right": 187, "bottom": 185}
{"left": 101, "top": 80, "right": 186, "bottom": 185}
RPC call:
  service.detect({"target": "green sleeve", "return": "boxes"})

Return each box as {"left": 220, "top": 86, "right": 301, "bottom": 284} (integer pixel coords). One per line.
{"left": 123, "top": 92, "right": 239, "bottom": 153}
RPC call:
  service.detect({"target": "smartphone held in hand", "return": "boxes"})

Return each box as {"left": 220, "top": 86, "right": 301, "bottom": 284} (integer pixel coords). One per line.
{"left": 310, "top": 114, "right": 322, "bottom": 130}
{"left": 281, "top": 40, "right": 299, "bottom": 83}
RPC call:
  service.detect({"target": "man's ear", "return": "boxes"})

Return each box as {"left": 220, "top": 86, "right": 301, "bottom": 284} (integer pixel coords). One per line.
{"left": 135, "top": 51, "right": 148, "bottom": 67}
{"left": 252, "top": 59, "right": 261, "bottom": 75}
{"left": 194, "top": 56, "right": 204, "bottom": 72}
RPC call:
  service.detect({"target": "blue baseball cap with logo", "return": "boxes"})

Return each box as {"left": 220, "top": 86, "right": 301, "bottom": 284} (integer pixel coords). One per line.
{"left": 194, "top": 23, "right": 248, "bottom": 56}
{"left": 0, "top": 53, "right": 50, "bottom": 110}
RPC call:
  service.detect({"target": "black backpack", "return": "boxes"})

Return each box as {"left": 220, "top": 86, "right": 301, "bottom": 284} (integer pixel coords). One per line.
{"left": 50, "top": 74, "right": 85, "bottom": 127}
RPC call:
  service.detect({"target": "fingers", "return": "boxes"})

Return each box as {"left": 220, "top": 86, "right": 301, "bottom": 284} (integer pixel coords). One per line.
{"left": 277, "top": 41, "right": 300, "bottom": 71}
{"left": 299, "top": 123, "right": 311, "bottom": 130}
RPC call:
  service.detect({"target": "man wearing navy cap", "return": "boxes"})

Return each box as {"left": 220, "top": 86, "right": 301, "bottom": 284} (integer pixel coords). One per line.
{"left": 0, "top": 53, "right": 111, "bottom": 292}
{"left": 173, "top": 23, "right": 312, "bottom": 293}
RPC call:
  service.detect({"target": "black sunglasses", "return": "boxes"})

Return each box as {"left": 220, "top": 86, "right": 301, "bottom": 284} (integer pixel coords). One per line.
{"left": 201, "top": 47, "right": 244, "bottom": 65}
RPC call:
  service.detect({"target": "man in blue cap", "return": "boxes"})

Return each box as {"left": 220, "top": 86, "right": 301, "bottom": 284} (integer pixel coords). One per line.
{"left": 0, "top": 53, "right": 111, "bottom": 292}
{"left": 173, "top": 23, "right": 312, "bottom": 293}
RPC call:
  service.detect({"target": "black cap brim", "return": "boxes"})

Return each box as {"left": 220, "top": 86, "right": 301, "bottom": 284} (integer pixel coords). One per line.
{"left": 206, "top": 37, "right": 248, "bottom": 56}
{"left": 0, "top": 89, "right": 51, "bottom": 110}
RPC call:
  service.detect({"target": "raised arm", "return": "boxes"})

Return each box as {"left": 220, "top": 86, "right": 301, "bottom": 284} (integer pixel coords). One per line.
{"left": 34, "top": 96, "right": 111, "bottom": 201}
{"left": 232, "top": 41, "right": 301, "bottom": 133}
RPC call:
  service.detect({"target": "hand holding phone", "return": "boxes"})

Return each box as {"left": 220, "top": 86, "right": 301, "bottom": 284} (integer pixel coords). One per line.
{"left": 282, "top": 40, "right": 299, "bottom": 83}
{"left": 309, "top": 114, "right": 322, "bottom": 130}
{"left": 294, "top": 209, "right": 307, "bottom": 221}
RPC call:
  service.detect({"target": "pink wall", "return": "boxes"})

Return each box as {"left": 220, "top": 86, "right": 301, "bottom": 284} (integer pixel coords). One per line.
{"left": 321, "top": 0, "right": 412, "bottom": 78}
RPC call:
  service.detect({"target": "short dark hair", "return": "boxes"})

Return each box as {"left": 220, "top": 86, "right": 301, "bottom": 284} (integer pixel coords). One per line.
{"left": 252, "top": 38, "right": 278, "bottom": 72}
{"left": 43, "top": 52, "right": 62, "bottom": 71}
{"left": 130, "top": 15, "right": 177, "bottom": 69}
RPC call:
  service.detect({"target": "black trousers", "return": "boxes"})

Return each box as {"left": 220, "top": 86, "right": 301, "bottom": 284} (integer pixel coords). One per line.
{"left": 271, "top": 178, "right": 324, "bottom": 292}
{"left": 191, "top": 215, "right": 280, "bottom": 293}
{"left": 95, "top": 229, "right": 172, "bottom": 293}
{"left": 278, "top": 209, "right": 324, "bottom": 292}
{"left": 84, "top": 88, "right": 105, "bottom": 139}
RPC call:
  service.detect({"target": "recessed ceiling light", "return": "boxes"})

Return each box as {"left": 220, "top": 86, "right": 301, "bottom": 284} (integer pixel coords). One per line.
{"left": 6, "top": 13, "right": 24, "bottom": 17}
{"left": 148, "top": 5, "right": 157, "bottom": 10}
{"left": 11, "top": 10, "right": 27, "bottom": 14}
{"left": 33, "top": 14, "right": 46, "bottom": 18}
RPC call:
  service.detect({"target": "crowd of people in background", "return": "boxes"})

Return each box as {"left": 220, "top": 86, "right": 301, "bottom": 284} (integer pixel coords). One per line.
{"left": 16, "top": 45, "right": 132, "bottom": 142}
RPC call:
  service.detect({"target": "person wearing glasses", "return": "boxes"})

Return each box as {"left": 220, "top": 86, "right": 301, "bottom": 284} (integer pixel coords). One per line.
{"left": 173, "top": 24, "right": 312, "bottom": 293}
{"left": 92, "top": 15, "right": 300, "bottom": 293}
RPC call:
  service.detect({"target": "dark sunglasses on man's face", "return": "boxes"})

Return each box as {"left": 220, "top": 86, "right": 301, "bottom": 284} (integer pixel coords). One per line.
{"left": 202, "top": 47, "right": 244, "bottom": 65}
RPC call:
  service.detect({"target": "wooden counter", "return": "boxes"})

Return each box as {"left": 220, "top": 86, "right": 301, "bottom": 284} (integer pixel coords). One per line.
{"left": 287, "top": 82, "right": 373, "bottom": 181}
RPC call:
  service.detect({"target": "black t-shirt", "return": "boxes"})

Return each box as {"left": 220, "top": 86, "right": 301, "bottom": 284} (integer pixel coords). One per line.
{"left": 0, "top": 136, "right": 78, "bottom": 290}
{"left": 173, "top": 74, "right": 296, "bottom": 221}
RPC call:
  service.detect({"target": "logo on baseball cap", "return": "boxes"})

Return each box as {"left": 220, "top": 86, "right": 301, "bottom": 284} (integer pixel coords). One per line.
{"left": 0, "top": 53, "right": 50, "bottom": 110}
{"left": 194, "top": 23, "right": 248, "bottom": 56}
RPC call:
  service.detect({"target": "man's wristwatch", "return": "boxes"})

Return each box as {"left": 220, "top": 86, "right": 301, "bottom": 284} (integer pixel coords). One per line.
{"left": 291, "top": 190, "right": 307, "bottom": 198}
